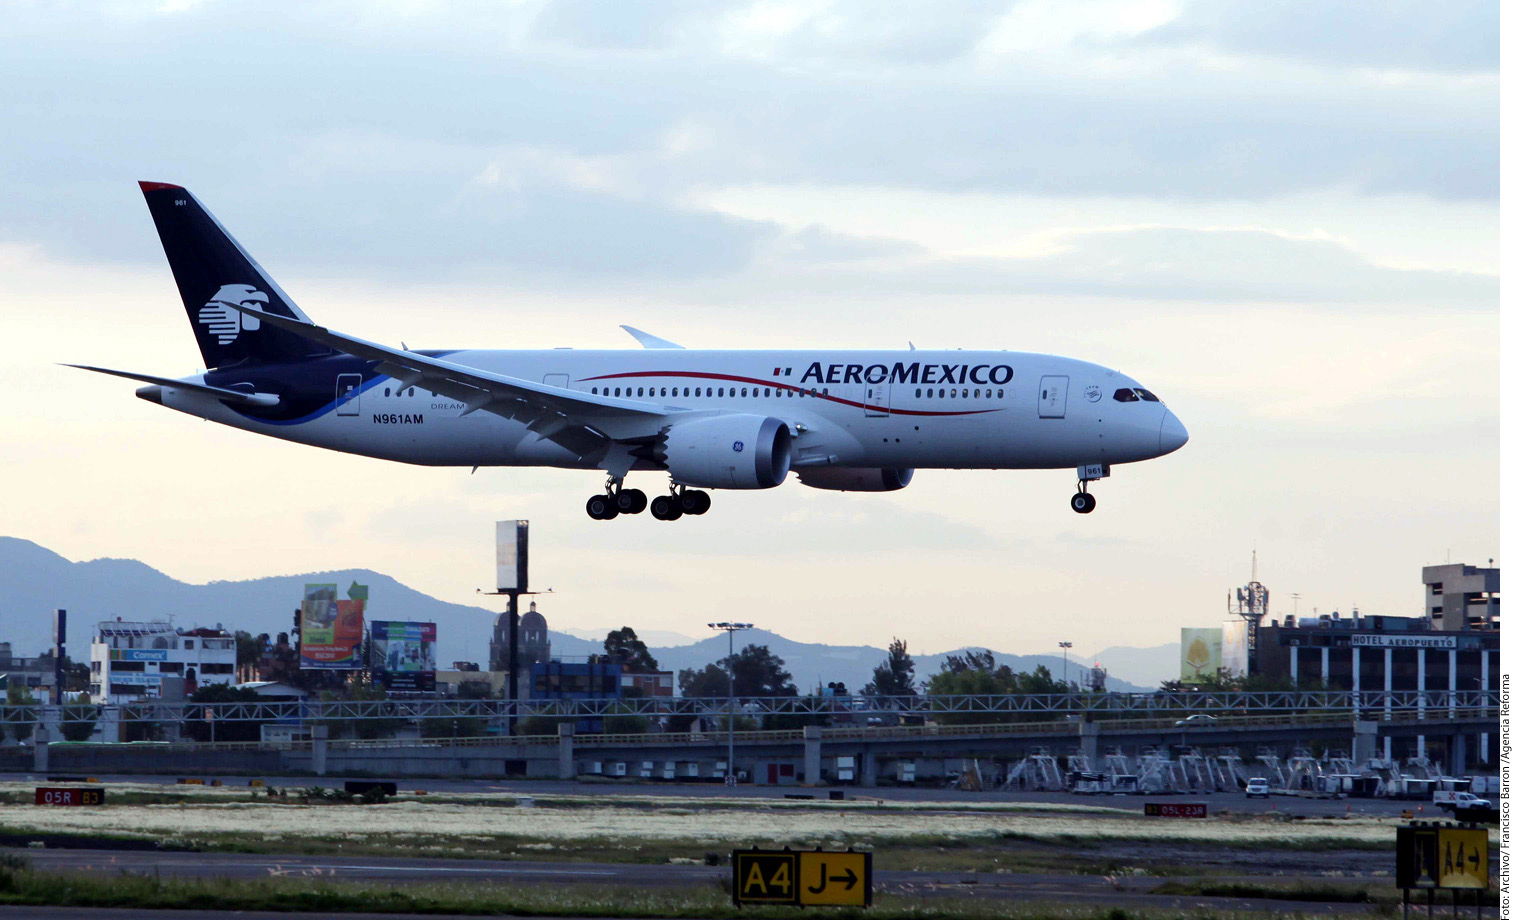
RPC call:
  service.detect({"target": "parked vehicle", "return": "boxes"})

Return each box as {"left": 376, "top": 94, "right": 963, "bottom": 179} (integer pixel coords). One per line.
{"left": 1244, "top": 777, "right": 1271, "bottom": 798}
{"left": 1433, "top": 791, "right": 1492, "bottom": 812}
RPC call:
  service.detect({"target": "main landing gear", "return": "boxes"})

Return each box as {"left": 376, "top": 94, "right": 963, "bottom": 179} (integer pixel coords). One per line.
{"left": 585, "top": 476, "right": 647, "bottom": 520}
{"left": 586, "top": 478, "right": 710, "bottom": 521}
{"left": 650, "top": 484, "right": 711, "bottom": 522}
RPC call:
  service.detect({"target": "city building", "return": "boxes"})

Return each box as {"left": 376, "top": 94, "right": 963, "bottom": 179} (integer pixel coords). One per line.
{"left": 621, "top": 670, "right": 675, "bottom": 697}
{"left": 490, "top": 600, "right": 554, "bottom": 698}
{"left": 0, "top": 643, "right": 58, "bottom": 695}
{"left": 88, "top": 620, "right": 237, "bottom": 704}
{"left": 1422, "top": 562, "right": 1499, "bottom": 631}
{"left": 531, "top": 657, "right": 623, "bottom": 732}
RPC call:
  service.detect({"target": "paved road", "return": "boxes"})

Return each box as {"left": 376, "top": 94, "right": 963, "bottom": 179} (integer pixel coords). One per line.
{"left": 5, "top": 847, "right": 1398, "bottom": 914}
{"left": 3, "top": 771, "right": 1442, "bottom": 817}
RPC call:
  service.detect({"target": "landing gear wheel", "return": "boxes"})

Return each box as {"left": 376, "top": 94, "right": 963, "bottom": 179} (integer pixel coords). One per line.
{"left": 616, "top": 488, "right": 647, "bottom": 514}
{"left": 1070, "top": 492, "right": 1096, "bottom": 514}
{"left": 679, "top": 489, "right": 711, "bottom": 515}
{"left": 650, "top": 495, "right": 684, "bottom": 521}
{"left": 586, "top": 494, "right": 618, "bottom": 520}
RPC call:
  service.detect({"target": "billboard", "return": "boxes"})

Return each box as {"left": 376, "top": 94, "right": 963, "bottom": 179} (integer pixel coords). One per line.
{"left": 1179, "top": 627, "right": 1223, "bottom": 681}
{"left": 299, "top": 582, "right": 366, "bottom": 669}
{"left": 369, "top": 620, "right": 437, "bottom": 691}
{"left": 496, "top": 520, "right": 528, "bottom": 592}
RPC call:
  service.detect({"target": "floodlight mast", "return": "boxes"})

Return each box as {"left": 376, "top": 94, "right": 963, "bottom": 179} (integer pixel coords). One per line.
{"left": 708, "top": 622, "right": 753, "bottom": 785}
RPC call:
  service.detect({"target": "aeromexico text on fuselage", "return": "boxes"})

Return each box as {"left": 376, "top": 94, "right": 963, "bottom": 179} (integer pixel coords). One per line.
{"left": 798, "top": 361, "right": 1013, "bottom": 386}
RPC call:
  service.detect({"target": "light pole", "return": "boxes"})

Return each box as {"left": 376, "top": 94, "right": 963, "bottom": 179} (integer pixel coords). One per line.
{"left": 1058, "top": 641, "right": 1073, "bottom": 689}
{"left": 708, "top": 621, "right": 752, "bottom": 785}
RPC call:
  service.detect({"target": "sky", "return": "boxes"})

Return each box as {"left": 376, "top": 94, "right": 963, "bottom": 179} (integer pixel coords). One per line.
{"left": 0, "top": 1, "right": 1499, "bottom": 662}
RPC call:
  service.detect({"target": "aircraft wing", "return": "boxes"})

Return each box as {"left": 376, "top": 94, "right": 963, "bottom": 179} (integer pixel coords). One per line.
{"left": 233, "top": 307, "right": 670, "bottom": 459}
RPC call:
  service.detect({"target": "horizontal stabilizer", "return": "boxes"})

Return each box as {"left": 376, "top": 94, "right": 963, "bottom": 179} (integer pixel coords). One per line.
{"left": 63, "top": 364, "right": 280, "bottom": 407}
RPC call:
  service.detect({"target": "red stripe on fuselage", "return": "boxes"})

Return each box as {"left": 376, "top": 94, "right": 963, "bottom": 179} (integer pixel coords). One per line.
{"left": 582, "top": 370, "right": 1000, "bottom": 418}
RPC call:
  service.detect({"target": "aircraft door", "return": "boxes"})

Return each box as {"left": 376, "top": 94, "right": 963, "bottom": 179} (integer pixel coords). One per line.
{"left": 335, "top": 373, "right": 362, "bottom": 416}
{"left": 863, "top": 381, "right": 890, "bottom": 417}
{"left": 1038, "top": 375, "right": 1068, "bottom": 418}
{"left": 543, "top": 373, "right": 569, "bottom": 390}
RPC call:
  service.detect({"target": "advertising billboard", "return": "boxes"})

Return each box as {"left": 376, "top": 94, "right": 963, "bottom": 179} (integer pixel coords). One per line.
{"left": 369, "top": 621, "right": 437, "bottom": 691}
{"left": 496, "top": 520, "right": 528, "bottom": 592}
{"left": 1179, "top": 627, "right": 1223, "bottom": 681}
{"left": 299, "top": 582, "right": 366, "bottom": 669}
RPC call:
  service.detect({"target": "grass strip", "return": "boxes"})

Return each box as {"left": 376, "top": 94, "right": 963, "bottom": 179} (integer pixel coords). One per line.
{"left": 0, "top": 866, "right": 1365, "bottom": 919}
{"left": 1149, "top": 881, "right": 1381, "bottom": 903}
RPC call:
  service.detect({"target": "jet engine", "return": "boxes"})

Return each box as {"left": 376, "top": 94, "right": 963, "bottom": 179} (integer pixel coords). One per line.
{"left": 662, "top": 414, "right": 792, "bottom": 489}
{"left": 796, "top": 467, "right": 914, "bottom": 492}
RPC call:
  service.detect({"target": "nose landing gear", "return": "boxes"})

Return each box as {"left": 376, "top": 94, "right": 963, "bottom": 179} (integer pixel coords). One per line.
{"left": 1070, "top": 463, "right": 1108, "bottom": 514}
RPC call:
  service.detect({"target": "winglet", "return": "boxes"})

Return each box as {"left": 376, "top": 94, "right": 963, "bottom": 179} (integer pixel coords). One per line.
{"left": 620, "top": 325, "right": 684, "bottom": 349}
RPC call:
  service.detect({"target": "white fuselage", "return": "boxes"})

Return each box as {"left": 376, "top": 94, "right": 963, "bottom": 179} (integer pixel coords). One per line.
{"left": 159, "top": 348, "right": 1185, "bottom": 475}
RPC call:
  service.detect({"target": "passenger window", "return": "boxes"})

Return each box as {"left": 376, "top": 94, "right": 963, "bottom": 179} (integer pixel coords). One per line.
{"left": 915, "top": 388, "right": 921, "bottom": 398}
{"left": 384, "top": 388, "right": 391, "bottom": 397}
{"left": 615, "top": 387, "right": 622, "bottom": 396}
{"left": 997, "top": 389, "right": 1004, "bottom": 398}
{"left": 974, "top": 389, "right": 981, "bottom": 398}
{"left": 683, "top": 388, "right": 690, "bottom": 397}
{"left": 409, "top": 388, "right": 416, "bottom": 397}
{"left": 741, "top": 388, "right": 748, "bottom": 397}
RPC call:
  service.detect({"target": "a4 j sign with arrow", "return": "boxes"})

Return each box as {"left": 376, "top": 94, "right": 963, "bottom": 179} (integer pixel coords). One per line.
{"left": 733, "top": 848, "right": 873, "bottom": 907}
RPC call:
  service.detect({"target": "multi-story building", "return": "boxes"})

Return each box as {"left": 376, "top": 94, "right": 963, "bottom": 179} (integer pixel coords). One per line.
{"left": 88, "top": 620, "right": 237, "bottom": 704}
{"left": 1248, "top": 611, "right": 1497, "bottom": 767}
{"left": 1422, "top": 563, "right": 1499, "bottom": 631}
{"left": 0, "top": 643, "right": 57, "bottom": 695}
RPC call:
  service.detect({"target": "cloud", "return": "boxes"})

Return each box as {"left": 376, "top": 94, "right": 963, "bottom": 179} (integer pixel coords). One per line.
{"left": 0, "top": 1, "right": 1495, "bottom": 278}
{"left": 744, "top": 225, "right": 1497, "bottom": 308}
{"left": 1140, "top": 0, "right": 1498, "bottom": 74}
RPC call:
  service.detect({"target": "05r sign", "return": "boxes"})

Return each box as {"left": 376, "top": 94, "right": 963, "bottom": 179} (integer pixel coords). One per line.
{"left": 35, "top": 787, "right": 104, "bottom": 806}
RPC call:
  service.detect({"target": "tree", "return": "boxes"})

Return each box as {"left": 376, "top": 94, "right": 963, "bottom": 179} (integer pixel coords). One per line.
{"left": 727, "top": 644, "right": 797, "bottom": 698}
{"left": 863, "top": 638, "right": 917, "bottom": 698}
{"left": 59, "top": 696, "right": 98, "bottom": 741}
{"left": 679, "top": 663, "right": 729, "bottom": 698}
{"left": 234, "top": 631, "right": 269, "bottom": 679}
{"left": 603, "top": 627, "right": 659, "bottom": 672}
{"left": 184, "top": 684, "right": 269, "bottom": 742}
{"left": 6, "top": 683, "right": 36, "bottom": 742}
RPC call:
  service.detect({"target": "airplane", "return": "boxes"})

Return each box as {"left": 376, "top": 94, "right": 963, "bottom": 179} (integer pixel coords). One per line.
{"left": 70, "top": 182, "right": 1188, "bottom": 522}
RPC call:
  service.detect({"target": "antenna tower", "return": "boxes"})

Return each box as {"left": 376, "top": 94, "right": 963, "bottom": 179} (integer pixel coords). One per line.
{"left": 1228, "top": 550, "right": 1270, "bottom": 674}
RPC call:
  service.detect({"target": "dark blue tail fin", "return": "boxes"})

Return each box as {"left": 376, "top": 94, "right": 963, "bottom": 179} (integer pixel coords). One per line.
{"left": 139, "top": 181, "right": 330, "bottom": 369}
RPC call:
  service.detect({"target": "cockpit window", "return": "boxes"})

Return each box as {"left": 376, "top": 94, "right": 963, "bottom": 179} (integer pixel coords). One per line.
{"left": 1113, "top": 387, "right": 1162, "bottom": 403}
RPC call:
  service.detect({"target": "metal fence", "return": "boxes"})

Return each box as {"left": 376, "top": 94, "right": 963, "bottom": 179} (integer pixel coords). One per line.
{"left": 0, "top": 689, "right": 1497, "bottom": 729}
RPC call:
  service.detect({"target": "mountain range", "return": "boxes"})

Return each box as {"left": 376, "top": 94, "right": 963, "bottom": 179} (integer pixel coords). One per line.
{"left": 0, "top": 537, "right": 1174, "bottom": 690}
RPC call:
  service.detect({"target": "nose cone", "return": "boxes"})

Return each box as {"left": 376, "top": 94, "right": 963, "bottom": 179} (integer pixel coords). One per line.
{"left": 1158, "top": 411, "right": 1189, "bottom": 456}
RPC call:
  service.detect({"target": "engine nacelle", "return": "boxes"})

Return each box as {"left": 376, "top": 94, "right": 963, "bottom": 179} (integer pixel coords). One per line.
{"left": 796, "top": 467, "right": 914, "bottom": 492}
{"left": 663, "top": 415, "right": 792, "bottom": 489}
